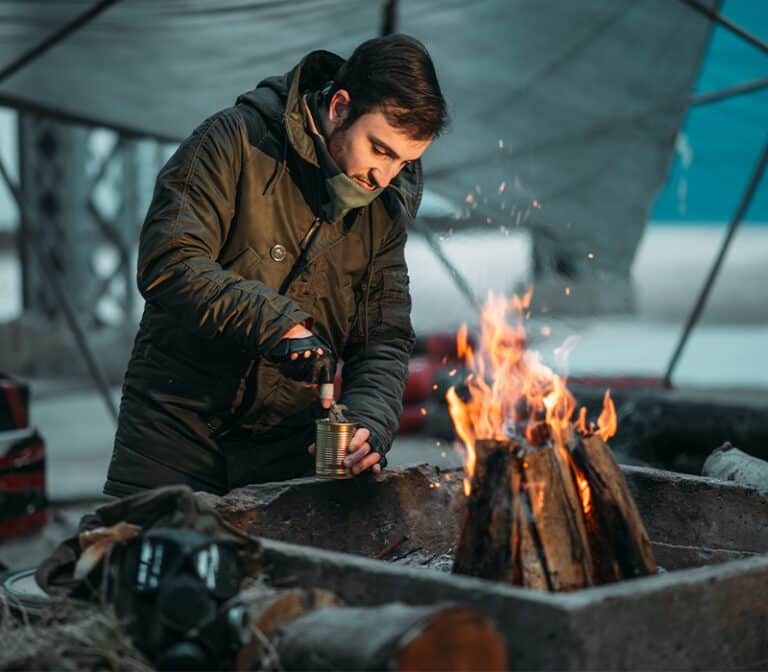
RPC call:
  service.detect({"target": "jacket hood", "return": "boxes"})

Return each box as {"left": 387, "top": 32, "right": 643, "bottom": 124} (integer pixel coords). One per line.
{"left": 236, "top": 50, "right": 422, "bottom": 219}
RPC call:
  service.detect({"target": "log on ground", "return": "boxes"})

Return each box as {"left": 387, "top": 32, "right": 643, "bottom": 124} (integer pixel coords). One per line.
{"left": 274, "top": 603, "right": 507, "bottom": 671}
{"left": 702, "top": 442, "right": 768, "bottom": 493}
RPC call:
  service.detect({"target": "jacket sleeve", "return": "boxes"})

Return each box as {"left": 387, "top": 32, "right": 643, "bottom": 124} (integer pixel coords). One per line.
{"left": 339, "top": 219, "right": 416, "bottom": 457}
{"left": 137, "top": 108, "right": 309, "bottom": 353}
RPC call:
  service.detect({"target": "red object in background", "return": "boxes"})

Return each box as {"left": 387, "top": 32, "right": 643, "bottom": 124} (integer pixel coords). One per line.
{"left": 400, "top": 332, "right": 466, "bottom": 408}
{"left": 403, "top": 357, "right": 438, "bottom": 403}
{"left": 399, "top": 403, "right": 429, "bottom": 434}
{"left": 332, "top": 332, "right": 468, "bottom": 435}
{"left": 0, "top": 375, "right": 29, "bottom": 431}
{"left": 0, "top": 511, "right": 48, "bottom": 538}
{"left": 0, "top": 428, "right": 48, "bottom": 539}
{"left": 421, "top": 333, "right": 463, "bottom": 362}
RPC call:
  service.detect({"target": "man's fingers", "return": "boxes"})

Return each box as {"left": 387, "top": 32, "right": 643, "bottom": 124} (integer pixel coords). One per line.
{"left": 344, "top": 444, "right": 370, "bottom": 467}
{"left": 348, "top": 428, "right": 371, "bottom": 452}
{"left": 307, "top": 443, "right": 316, "bottom": 455}
{"left": 290, "top": 348, "right": 328, "bottom": 361}
{"left": 372, "top": 463, "right": 382, "bottom": 474}
{"left": 321, "top": 397, "right": 332, "bottom": 410}
{"left": 351, "top": 451, "right": 381, "bottom": 475}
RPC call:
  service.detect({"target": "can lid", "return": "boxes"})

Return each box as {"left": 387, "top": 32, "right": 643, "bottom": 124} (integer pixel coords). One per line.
{"left": 316, "top": 419, "right": 358, "bottom": 429}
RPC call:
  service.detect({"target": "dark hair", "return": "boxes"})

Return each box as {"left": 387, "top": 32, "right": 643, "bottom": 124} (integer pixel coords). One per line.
{"left": 330, "top": 34, "right": 448, "bottom": 141}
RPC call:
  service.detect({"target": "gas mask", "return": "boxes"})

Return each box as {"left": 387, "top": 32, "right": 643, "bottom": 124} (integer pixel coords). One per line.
{"left": 109, "top": 527, "right": 251, "bottom": 671}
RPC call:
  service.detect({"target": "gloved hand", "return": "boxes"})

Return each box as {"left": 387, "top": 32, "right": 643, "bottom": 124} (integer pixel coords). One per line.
{"left": 265, "top": 334, "right": 336, "bottom": 387}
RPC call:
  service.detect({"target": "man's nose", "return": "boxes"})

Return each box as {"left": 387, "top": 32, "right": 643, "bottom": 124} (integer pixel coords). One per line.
{"left": 371, "top": 164, "right": 397, "bottom": 189}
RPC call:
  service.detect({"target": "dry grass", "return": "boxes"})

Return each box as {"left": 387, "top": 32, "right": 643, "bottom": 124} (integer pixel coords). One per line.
{"left": 0, "top": 595, "right": 152, "bottom": 672}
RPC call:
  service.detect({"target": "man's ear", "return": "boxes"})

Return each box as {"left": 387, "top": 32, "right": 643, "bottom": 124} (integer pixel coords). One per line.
{"left": 328, "top": 89, "right": 351, "bottom": 128}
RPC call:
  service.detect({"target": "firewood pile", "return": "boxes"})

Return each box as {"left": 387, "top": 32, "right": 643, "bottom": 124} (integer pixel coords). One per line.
{"left": 452, "top": 434, "right": 656, "bottom": 590}
{"left": 447, "top": 293, "right": 657, "bottom": 590}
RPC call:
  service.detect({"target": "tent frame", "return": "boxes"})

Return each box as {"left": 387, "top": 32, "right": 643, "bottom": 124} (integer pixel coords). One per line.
{"left": 662, "top": 0, "right": 768, "bottom": 387}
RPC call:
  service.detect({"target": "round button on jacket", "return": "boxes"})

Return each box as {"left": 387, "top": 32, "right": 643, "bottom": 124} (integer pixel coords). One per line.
{"left": 270, "top": 244, "right": 287, "bottom": 262}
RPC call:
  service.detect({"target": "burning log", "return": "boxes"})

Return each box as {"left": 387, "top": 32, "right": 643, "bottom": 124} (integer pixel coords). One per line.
{"left": 446, "top": 292, "right": 656, "bottom": 591}
{"left": 453, "top": 436, "right": 655, "bottom": 590}
{"left": 519, "top": 444, "right": 595, "bottom": 590}
{"left": 570, "top": 435, "right": 656, "bottom": 582}
{"left": 452, "top": 438, "right": 596, "bottom": 590}
{"left": 452, "top": 439, "right": 518, "bottom": 582}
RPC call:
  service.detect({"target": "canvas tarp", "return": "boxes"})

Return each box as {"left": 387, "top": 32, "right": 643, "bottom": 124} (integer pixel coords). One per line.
{"left": 0, "top": 0, "right": 718, "bottom": 312}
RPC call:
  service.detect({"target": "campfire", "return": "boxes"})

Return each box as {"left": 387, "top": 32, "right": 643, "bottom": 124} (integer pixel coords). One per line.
{"left": 447, "top": 292, "right": 656, "bottom": 590}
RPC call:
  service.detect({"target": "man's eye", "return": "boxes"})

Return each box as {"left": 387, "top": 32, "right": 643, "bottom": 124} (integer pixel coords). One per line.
{"left": 373, "top": 146, "right": 386, "bottom": 155}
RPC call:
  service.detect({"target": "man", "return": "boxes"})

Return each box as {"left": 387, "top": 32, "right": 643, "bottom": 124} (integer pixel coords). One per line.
{"left": 104, "top": 34, "right": 448, "bottom": 497}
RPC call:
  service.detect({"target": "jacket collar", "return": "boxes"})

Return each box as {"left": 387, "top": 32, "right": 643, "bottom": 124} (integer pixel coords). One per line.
{"left": 282, "top": 50, "right": 423, "bottom": 219}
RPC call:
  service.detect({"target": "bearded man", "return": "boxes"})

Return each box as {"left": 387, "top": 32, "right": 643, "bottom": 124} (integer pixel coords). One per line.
{"left": 104, "top": 34, "right": 448, "bottom": 497}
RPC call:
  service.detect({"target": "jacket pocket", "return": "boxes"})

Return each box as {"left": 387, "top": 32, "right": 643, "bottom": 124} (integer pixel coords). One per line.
{"left": 137, "top": 343, "right": 221, "bottom": 412}
{"left": 220, "top": 246, "right": 263, "bottom": 278}
{"left": 372, "top": 268, "right": 412, "bottom": 334}
{"left": 309, "top": 271, "right": 357, "bottom": 352}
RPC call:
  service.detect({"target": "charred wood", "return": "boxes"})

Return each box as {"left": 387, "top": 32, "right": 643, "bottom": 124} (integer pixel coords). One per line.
{"left": 519, "top": 446, "right": 594, "bottom": 590}
{"left": 453, "top": 434, "right": 656, "bottom": 590}
{"left": 452, "top": 438, "right": 517, "bottom": 581}
{"left": 571, "top": 435, "right": 657, "bottom": 581}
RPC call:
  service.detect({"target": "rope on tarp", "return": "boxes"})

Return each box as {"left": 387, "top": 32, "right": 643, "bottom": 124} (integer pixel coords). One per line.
{"left": 0, "top": 156, "right": 119, "bottom": 424}
{"left": 0, "top": 0, "right": 122, "bottom": 86}
{"left": 662, "top": 136, "right": 768, "bottom": 389}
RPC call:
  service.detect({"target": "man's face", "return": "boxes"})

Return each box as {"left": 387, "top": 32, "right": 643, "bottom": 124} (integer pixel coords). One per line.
{"left": 324, "top": 89, "right": 432, "bottom": 190}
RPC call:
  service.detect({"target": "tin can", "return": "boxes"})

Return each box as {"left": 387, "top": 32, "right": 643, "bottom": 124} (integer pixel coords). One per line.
{"left": 315, "top": 419, "right": 357, "bottom": 478}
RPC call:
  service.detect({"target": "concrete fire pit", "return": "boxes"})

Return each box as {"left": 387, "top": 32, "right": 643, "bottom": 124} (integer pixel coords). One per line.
{"left": 212, "top": 464, "right": 768, "bottom": 670}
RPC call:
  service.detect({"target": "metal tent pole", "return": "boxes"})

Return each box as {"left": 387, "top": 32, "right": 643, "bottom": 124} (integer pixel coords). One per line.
{"left": 380, "top": 0, "right": 399, "bottom": 36}
{"left": 0, "top": 155, "right": 119, "bottom": 423}
{"left": 679, "top": 0, "right": 768, "bottom": 56}
{"left": 0, "top": 0, "right": 121, "bottom": 85}
{"left": 690, "top": 76, "right": 768, "bottom": 108}
{"left": 662, "top": 137, "right": 768, "bottom": 389}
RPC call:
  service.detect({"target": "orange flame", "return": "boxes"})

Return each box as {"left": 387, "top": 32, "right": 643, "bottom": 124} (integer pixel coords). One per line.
{"left": 574, "top": 467, "right": 593, "bottom": 516}
{"left": 597, "top": 390, "right": 617, "bottom": 441}
{"left": 446, "top": 292, "right": 618, "bottom": 494}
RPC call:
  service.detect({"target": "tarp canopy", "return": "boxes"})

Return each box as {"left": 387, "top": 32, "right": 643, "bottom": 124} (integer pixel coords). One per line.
{"left": 0, "top": 0, "right": 718, "bottom": 311}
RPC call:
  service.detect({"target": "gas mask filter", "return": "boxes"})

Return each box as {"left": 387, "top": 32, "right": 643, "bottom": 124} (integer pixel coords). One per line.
{"left": 109, "top": 527, "right": 251, "bottom": 671}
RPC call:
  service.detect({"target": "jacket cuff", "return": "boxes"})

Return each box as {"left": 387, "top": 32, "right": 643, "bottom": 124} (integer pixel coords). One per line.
{"left": 258, "top": 305, "right": 312, "bottom": 353}
{"left": 368, "top": 430, "right": 388, "bottom": 470}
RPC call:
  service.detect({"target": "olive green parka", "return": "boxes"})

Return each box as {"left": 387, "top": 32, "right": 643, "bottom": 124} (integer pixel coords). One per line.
{"left": 104, "top": 50, "right": 418, "bottom": 496}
